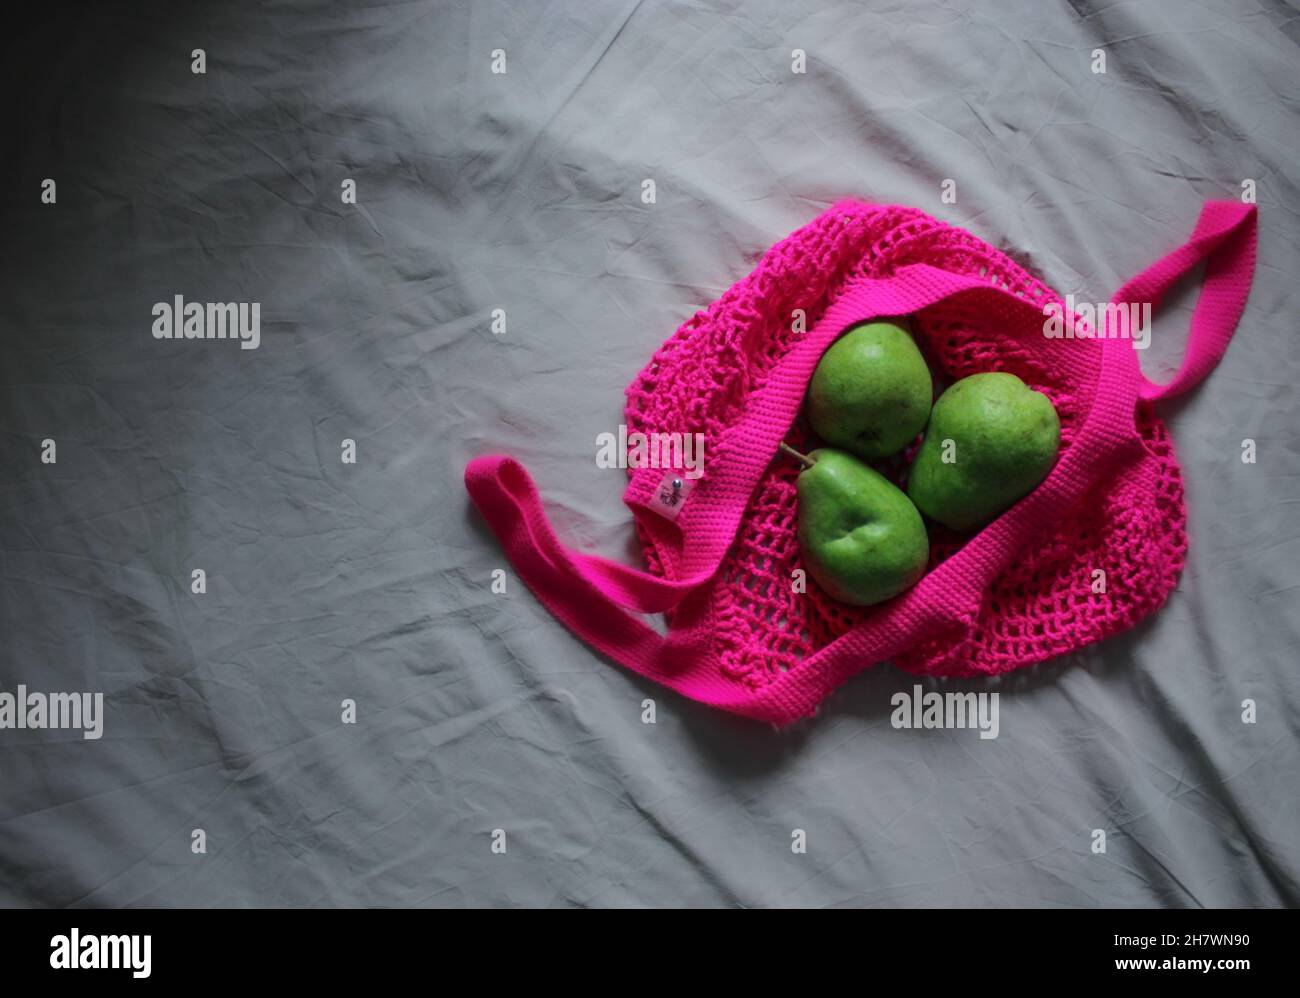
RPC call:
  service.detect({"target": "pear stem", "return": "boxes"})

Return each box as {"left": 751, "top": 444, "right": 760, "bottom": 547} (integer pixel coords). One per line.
{"left": 777, "top": 442, "right": 815, "bottom": 470}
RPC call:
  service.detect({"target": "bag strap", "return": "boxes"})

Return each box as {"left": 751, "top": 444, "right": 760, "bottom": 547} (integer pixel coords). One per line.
{"left": 465, "top": 452, "right": 957, "bottom": 720}
{"left": 1111, "top": 200, "right": 1258, "bottom": 402}
{"left": 464, "top": 454, "right": 673, "bottom": 669}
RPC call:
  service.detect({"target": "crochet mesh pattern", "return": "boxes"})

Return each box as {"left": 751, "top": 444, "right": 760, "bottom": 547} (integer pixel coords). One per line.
{"left": 467, "top": 196, "right": 1253, "bottom": 723}
{"left": 623, "top": 202, "right": 1187, "bottom": 688}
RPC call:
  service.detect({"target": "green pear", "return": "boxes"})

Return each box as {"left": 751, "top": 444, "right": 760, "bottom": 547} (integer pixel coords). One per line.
{"left": 906, "top": 372, "right": 1060, "bottom": 532}
{"left": 807, "top": 319, "right": 932, "bottom": 461}
{"left": 795, "top": 448, "right": 930, "bottom": 607}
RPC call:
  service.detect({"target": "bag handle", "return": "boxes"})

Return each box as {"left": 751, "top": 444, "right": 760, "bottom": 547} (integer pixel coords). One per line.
{"left": 464, "top": 454, "right": 672, "bottom": 670}
{"left": 465, "top": 452, "right": 957, "bottom": 721}
{"left": 465, "top": 454, "right": 707, "bottom": 615}
{"left": 1111, "top": 201, "right": 1257, "bottom": 402}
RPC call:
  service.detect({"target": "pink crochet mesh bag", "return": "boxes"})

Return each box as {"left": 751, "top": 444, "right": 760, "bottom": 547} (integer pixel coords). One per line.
{"left": 466, "top": 199, "right": 1257, "bottom": 724}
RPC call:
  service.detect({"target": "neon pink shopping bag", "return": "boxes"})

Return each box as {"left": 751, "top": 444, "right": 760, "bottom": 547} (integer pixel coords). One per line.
{"left": 466, "top": 199, "right": 1257, "bottom": 724}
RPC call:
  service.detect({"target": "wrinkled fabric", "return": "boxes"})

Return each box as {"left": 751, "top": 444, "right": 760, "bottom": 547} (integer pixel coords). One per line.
{"left": 0, "top": 0, "right": 1297, "bottom": 907}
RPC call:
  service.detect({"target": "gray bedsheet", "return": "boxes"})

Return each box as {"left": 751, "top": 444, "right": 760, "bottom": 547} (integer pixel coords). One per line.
{"left": 1, "top": 0, "right": 1297, "bottom": 907}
